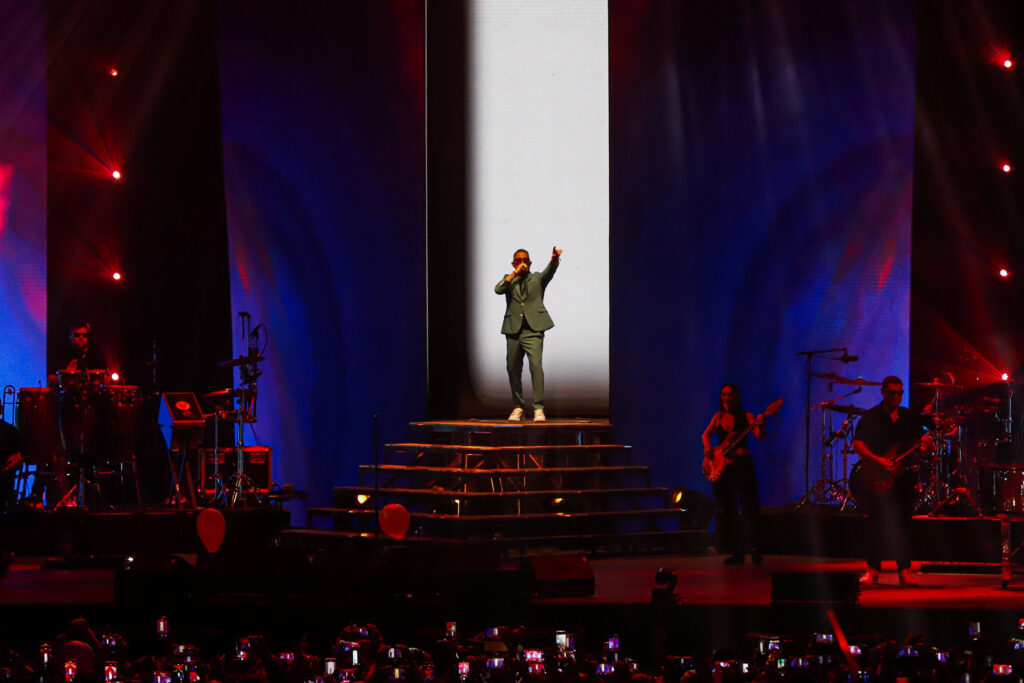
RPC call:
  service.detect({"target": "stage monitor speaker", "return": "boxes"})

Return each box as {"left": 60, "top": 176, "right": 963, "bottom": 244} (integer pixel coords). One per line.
{"left": 200, "top": 446, "right": 272, "bottom": 493}
{"left": 770, "top": 571, "right": 860, "bottom": 605}
{"left": 158, "top": 392, "right": 205, "bottom": 450}
{"left": 522, "top": 554, "right": 595, "bottom": 598}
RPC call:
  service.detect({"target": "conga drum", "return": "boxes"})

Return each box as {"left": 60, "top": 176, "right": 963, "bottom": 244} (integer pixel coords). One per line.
{"left": 15, "top": 387, "right": 59, "bottom": 466}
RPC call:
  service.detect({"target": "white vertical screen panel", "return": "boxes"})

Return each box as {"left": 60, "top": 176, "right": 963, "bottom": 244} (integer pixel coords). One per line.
{"left": 467, "top": 0, "right": 609, "bottom": 411}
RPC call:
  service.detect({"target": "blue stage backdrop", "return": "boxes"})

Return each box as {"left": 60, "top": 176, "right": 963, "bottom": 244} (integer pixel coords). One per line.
{"left": 609, "top": 0, "right": 915, "bottom": 505}
{"left": 0, "top": 0, "right": 46, "bottom": 396}
{"left": 217, "top": 1, "right": 425, "bottom": 518}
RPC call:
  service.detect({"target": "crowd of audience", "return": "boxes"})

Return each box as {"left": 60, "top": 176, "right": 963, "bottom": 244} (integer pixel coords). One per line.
{"left": 2, "top": 616, "right": 1024, "bottom": 683}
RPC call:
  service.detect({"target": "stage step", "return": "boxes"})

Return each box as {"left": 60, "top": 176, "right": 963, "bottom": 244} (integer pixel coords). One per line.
{"left": 408, "top": 419, "right": 613, "bottom": 446}
{"left": 359, "top": 464, "right": 649, "bottom": 477}
{"left": 308, "top": 505, "right": 686, "bottom": 540}
{"left": 385, "top": 443, "right": 631, "bottom": 452}
{"left": 311, "top": 418, "right": 703, "bottom": 553}
{"left": 330, "top": 485, "right": 670, "bottom": 518}
{"left": 333, "top": 485, "right": 669, "bottom": 501}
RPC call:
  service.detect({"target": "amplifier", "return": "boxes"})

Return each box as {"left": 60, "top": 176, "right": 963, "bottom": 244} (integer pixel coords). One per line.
{"left": 199, "top": 446, "right": 272, "bottom": 493}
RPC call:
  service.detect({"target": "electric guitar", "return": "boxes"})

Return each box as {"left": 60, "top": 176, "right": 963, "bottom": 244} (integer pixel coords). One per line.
{"left": 703, "top": 397, "right": 783, "bottom": 482}
{"left": 854, "top": 439, "right": 928, "bottom": 495}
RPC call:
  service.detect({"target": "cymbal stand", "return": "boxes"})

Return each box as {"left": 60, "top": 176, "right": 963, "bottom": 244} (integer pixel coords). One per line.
{"left": 795, "top": 347, "right": 857, "bottom": 507}
{"left": 228, "top": 397, "right": 259, "bottom": 507}
{"left": 203, "top": 407, "right": 228, "bottom": 506}
{"left": 810, "top": 414, "right": 858, "bottom": 504}
{"left": 227, "top": 312, "right": 262, "bottom": 508}
{"left": 807, "top": 386, "right": 861, "bottom": 504}
{"left": 926, "top": 384, "right": 981, "bottom": 517}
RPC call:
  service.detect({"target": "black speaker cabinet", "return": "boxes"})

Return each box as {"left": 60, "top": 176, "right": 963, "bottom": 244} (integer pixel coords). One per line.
{"left": 200, "top": 446, "right": 272, "bottom": 493}
{"left": 522, "top": 554, "right": 595, "bottom": 598}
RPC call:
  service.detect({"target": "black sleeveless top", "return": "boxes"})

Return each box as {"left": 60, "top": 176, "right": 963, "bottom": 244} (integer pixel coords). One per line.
{"left": 715, "top": 411, "right": 751, "bottom": 451}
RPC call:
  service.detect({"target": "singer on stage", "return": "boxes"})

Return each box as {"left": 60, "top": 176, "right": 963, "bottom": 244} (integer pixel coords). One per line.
{"left": 495, "top": 246, "right": 561, "bottom": 422}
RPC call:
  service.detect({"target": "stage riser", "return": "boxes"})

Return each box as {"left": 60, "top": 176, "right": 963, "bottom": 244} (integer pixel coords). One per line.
{"left": 324, "top": 511, "right": 687, "bottom": 539}
{"left": 359, "top": 467, "right": 652, "bottom": 491}
{"left": 761, "top": 510, "right": 1010, "bottom": 563}
{"left": 382, "top": 449, "right": 636, "bottom": 469}
{"left": 305, "top": 420, "right": 705, "bottom": 551}
{"left": 332, "top": 487, "right": 670, "bottom": 514}
{"left": 409, "top": 420, "right": 614, "bottom": 447}
{"left": 5, "top": 508, "right": 288, "bottom": 558}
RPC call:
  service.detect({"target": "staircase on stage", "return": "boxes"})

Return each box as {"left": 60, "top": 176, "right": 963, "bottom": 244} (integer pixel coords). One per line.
{"left": 285, "top": 418, "right": 711, "bottom": 554}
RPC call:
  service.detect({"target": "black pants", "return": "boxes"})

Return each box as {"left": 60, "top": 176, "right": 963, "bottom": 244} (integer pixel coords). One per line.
{"left": 712, "top": 454, "right": 761, "bottom": 556}
{"left": 851, "top": 467, "right": 915, "bottom": 570}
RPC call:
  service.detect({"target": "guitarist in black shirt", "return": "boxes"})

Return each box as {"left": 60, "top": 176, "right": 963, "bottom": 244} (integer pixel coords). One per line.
{"left": 702, "top": 384, "right": 766, "bottom": 565}
{"left": 851, "top": 375, "right": 932, "bottom": 585}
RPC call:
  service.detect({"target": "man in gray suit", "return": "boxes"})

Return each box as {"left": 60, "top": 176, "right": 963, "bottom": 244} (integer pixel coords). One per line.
{"left": 495, "top": 246, "right": 562, "bottom": 421}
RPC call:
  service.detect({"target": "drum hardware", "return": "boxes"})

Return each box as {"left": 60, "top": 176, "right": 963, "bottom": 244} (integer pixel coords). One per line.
{"left": 2, "top": 385, "right": 30, "bottom": 502}
{"left": 1, "top": 385, "right": 14, "bottom": 422}
{"left": 797, "top": 347, "right": 861, "bottom": 506}
{"left": 803, "top": 386, "right": 866, "bottom": 506}
{"left": 810, "top": 373, "right": 882, "bottom": 387}
{"left": 199, "top": 390, "right": 240, "bottom": 506}
{"left": 823, "top": 404, "right": 867, "bottom": 418}
{"left": 54, "top": 369, "right": 109, "bottom": 509}
{"left": 217, "top": 311, "right": 266, "bottom": 508}
{"left": 928, "top": 483, "right": 982, "bottom": 517}
{"left": 914, "top": 379, "right": 964, "bottom": 390}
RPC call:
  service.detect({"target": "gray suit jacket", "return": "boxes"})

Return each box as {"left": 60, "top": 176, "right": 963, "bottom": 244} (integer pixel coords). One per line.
{"left": 495, "top": 260, "right": 558, "bottom": 335}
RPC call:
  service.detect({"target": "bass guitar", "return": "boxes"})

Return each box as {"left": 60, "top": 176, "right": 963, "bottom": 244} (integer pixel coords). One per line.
{"left": 703, "top": 397, "right": 783, "bottom": 482}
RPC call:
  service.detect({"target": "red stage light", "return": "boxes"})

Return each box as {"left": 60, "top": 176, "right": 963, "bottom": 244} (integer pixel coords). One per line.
{"left": 1003, "top": 373, "right": 1010, "bottom": 381}
{"left": 1002, "top": 163, "right": 1012, "bottom": 174}
{"left": 1004, "top": 59, "right": 1014, "bottom": 70}
{"left": 110, "top": 372, "right": 120, "bottom": 382}
{"left": 999, "top": 268, "right": 1009, "bottom": 278}
{"left": 112, "top": 271, "right": 122, "bottom": 281}
{"left": 109, "top": 68, "right": 119, "bottom": 77}
{"left": 111, "top": 170, "right": 122, "bottom": 180}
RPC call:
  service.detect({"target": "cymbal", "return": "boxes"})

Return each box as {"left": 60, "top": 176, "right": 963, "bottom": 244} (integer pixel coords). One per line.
{"left": 218, "top": 353, "right": 264, "bottom": 368}
{"left": 914, "top": 380, "right": 962, "bottom": 389}
{"left": 811, "top": 372, "right": 882, "bottom": 386}
{"left": 202, "top": 387, "right": 256, "bottom": 402}
{"left": 824, "top": 404, "right": 867, "bottom": 416}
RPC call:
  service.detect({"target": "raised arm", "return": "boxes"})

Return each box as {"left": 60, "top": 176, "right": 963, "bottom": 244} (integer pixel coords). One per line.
{"left": 538, "top": 246, "right": 562, "bottom": 286}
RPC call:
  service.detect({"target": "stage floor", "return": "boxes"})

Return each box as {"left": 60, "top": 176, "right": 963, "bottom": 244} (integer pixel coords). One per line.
{"left": 549, "top": 554, "right": 1024, "bottom": 611}
{"left": 4, "top": 551, "right": 1023, "bottom": 611}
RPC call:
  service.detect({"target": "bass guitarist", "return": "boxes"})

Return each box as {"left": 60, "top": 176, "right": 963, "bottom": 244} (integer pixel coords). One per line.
{"left": 702, "top": 384, "right": 766, "bottom": 565}
{"left": 851, "top": 375, "right": 932, "bottom": 586}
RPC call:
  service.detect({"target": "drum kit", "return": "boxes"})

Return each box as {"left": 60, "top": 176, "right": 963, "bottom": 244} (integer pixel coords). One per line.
{"left": 5, "top": 370, "right": 142, "bottom": 508}
{"left": 0, "top": 313, "right": 270, "bottom": 510}
{"left": 805, "top": 370, "right": 1021, "bottom": 515}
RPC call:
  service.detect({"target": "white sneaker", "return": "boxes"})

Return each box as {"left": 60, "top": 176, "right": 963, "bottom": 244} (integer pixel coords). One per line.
{"left": 508, "top": 407, "right": 523, "bottom": 421}
{"left": 533, "top": 408, "right": 546, "bottom": 422}
{"left": 859, "top": 567, "right": 879, "bottom": 585}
